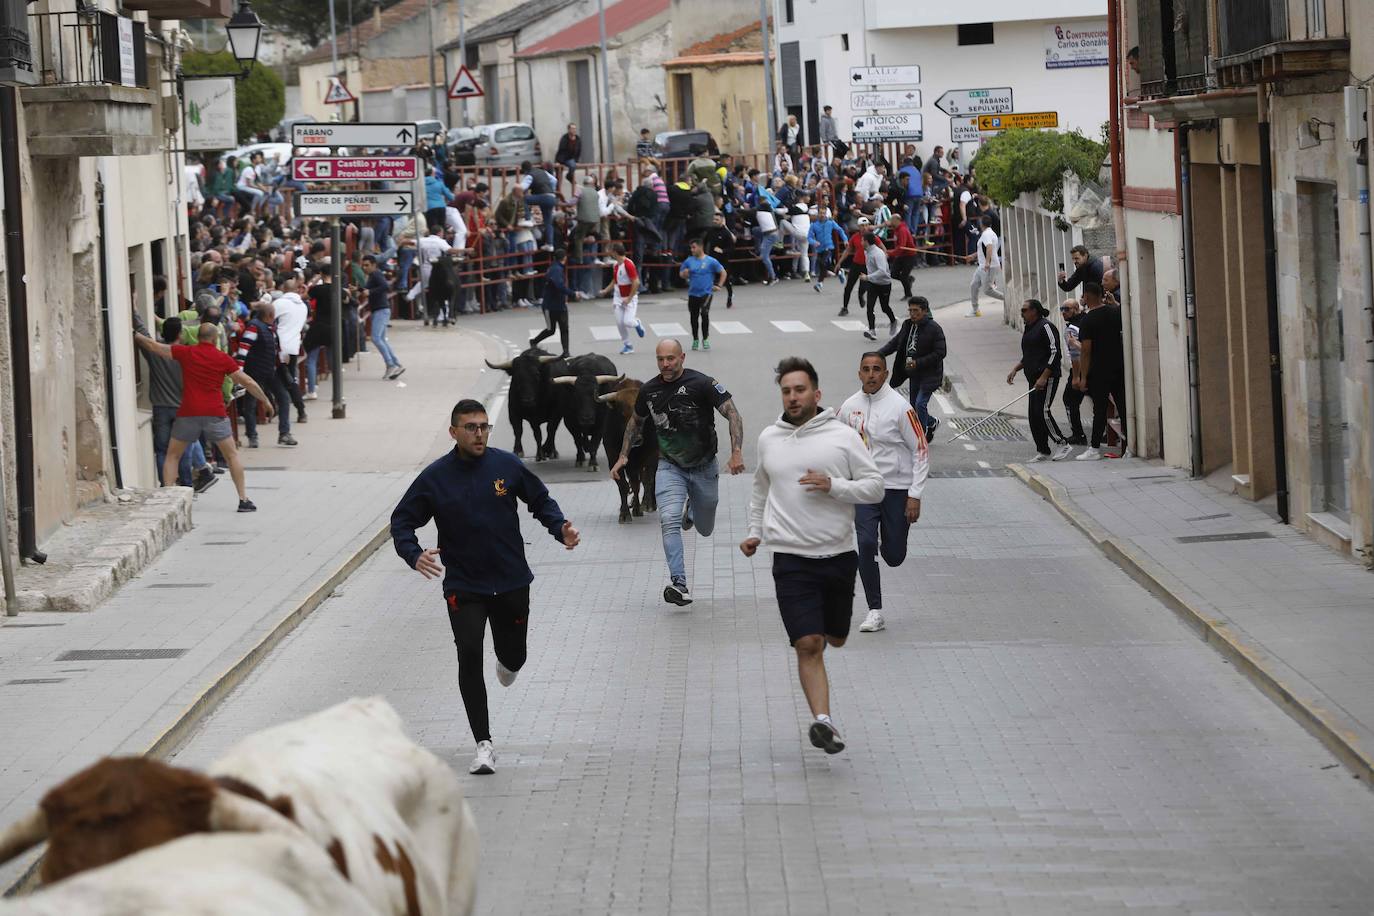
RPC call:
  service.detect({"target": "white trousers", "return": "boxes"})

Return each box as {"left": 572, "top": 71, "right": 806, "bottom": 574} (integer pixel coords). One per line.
{"left": 970, "top": 265, "right": 1005, "bottom": 307}
{"left": 614, "top": 296, "right": 639, "bottom": 345}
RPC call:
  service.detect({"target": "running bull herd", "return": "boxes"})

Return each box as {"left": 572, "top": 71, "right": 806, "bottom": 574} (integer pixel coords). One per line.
{"left": 485, "top": 347, "right": 658, "bottom": 523}
{"left": 0, "top": 698, "right": 479, "bottom": 915}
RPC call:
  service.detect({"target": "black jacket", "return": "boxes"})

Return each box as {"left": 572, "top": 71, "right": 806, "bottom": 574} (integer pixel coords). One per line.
{"left": 391, "top": 447, "right": 567, "bottom": 596}
{"left": 1020, "top": 317, "right": 1062, "bottom": 384}
{"left": 556, "top": 133, "right": 582, "bottom": 163}
{"left": 1057, "top": 256, "right": 1104, "bottom": 291}
{"left": 879, "top": 316, "right": 945, "bottom": 390}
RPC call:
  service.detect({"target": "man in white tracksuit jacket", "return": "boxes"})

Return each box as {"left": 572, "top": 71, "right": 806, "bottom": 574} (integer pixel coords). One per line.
{"left": 740, "top": 356, "right": 884, "bottom": 755}
{"left": 838, "top": 352, "right": 930, "bottom": 633}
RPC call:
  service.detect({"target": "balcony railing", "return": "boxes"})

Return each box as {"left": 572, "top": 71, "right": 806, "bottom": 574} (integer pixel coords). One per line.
{"left": 1218, "top": 0, "right": 1286, "bottom": 58}
{"left": 27, "top": 10, "right": 148, "bottom": 89}
{"left": 1138, "top": 0, "right": 1210, "bottom": 98}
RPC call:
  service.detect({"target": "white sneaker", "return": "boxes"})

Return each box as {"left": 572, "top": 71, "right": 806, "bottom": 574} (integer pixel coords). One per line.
{"left": 469, "top": 740, "right": 496, "bottom": 775}
{"left": 965, "top": 309, "right": 982, "bottom": 318}
{"left": 858, "top": 610, "right": 885, "bottom": 632}
{"left": 808, "top": 716, "right": 845, "bottom": 754}
{"left": 1075, "top": 446, "right": 1103, "bottom": 461}
{"left": 496, "top": 660, "right": 518, "bottom": 687}
{"left": 664, "top": 581, "right": 692, "bottom": 606}
{"left": 1028, "top": 452, "right": 1050, "bottom": 463}
{"left": 1052, "top": 443, "right": 1075, "bottom": 461}
{"left": 303, "top": 391, "right": 318, "bottom": 401}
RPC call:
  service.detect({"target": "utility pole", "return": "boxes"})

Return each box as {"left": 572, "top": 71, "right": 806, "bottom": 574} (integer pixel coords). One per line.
{"left": 328, "top": 0, "right": 340, "bottom": 122}
{"left": 458, "top": 0, "right": 468, "bottom": 126}
{"left": 596, "top": 0, "right": 614, "bottom": 159}
{"left": 759, "top": 0, "right": 776, "bottom": 145}
{"left": 426, "top": 0, "right": 440, "bottom": 119}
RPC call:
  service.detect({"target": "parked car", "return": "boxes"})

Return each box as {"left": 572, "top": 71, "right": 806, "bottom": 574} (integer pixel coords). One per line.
{"left": 471, "top": 122, "right": 540, "bottom": 168}
{"left": 415, "top": 119, "right": 446, "bottom": 142}
{"left": 446, "top": 126, "right": 482, "bottom": 166}
{"left": 271, "top": 114, "right": 316, "bottom": 143}
{"left": 654, "top": 129, "right": 716, "bottom": 160}
{"left": 219, "top": 142, "right": 293, "bottom": 168}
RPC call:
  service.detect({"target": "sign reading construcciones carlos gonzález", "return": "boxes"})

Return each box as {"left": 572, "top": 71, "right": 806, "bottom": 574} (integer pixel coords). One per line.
{"left": 1044, "top": 21, "right": 1108, "bottom": 69}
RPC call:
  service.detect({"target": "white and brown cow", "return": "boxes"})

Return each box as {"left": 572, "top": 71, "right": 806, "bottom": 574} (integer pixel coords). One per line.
{"left": 0, "top": 697, "right": 478, "bottom": 916}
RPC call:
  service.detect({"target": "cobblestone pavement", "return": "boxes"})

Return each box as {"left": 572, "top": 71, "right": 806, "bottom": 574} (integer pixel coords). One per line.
{"left": 174, "top": 472, "right": 1374, "bottom": 914}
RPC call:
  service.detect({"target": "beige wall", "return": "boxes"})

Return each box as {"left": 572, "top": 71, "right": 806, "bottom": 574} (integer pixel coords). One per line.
{"left": 664, "top": 63, "right": 770, "bottom": 155}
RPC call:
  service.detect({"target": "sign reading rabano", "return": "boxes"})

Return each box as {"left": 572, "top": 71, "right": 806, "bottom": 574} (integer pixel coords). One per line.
{"left": 184, "top": 77, "right": 237, "bottom": 151}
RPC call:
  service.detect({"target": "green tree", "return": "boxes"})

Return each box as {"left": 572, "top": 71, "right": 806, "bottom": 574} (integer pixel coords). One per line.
{"left": 972, "top": 128, "right": 1108, "bottom": 213}
{"left": 183, "top": 51, "right": 285, "bottom": 143}
{"left": 252, "top": 0, "right": 407, "bottom": 47}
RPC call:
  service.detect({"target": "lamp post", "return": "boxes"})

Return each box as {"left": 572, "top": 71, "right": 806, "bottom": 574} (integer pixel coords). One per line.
{"left": 224, "top": 0, "right": 264, "bottom": 76}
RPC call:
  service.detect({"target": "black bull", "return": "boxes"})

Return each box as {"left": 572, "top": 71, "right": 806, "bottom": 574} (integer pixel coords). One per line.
{"left": 484, "top": 347, "right": 565, "bottom": 460}
{"left": 549, "top": 354, "right": 621, "bottom": 471}
{"left": 601, "top": 380, "right": 659, "bottom": 523}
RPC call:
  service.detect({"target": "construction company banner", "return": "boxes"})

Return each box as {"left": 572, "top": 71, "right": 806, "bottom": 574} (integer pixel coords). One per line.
{"left": 1044, "top": 21, "right": 1108, "bottom": 69}
{"left": 184, "top": 77, "right": 237, "bottom": 151}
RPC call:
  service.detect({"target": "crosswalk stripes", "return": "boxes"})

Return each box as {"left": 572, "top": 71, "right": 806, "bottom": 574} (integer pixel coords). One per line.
{"left": 770, "top": 320, "right": 813, "bottom": 333}
{"left": 649, "top": 322, "right": 690, "bottom": 337}
{"left": 589, "top": 326, "right": 622, "bottom": 340}
{"left": 711, "top": 321, "right": 751, "bottom": 335}
{"left": 831, "top": 319, "right": 866, "bottom": 331}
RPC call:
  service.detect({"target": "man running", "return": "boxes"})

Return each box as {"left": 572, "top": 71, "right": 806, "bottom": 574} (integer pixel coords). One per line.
{"left": 391, "top": 399, "right": 580, "bottom": 775}
{"left": 968, "top": 214, "right": 1004, "bottom": 318}
{"left": 600, "top": 241, "right": 646, "bottom": 355}
{"left": 679, "top": 237, "right": 727, "bottom": 352}
{"left": 838, "top": 352, "right": 929, "bottom": 633}
{"left": 741, "top": 357, "right": 883, "bottom": 754}
{"left": 611, "top": 339, "right": 745, "bottom": 606}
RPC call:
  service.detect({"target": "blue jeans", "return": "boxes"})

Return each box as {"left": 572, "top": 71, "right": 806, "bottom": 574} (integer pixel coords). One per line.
{"left": 152, "top": 405, "right": 204, "bottom": 485}
{"left": 855, "top": 489, "right": 911, "bottom": 610}
{"left": 525, "top": 193, "right": 558, "bottom": 247}
{"left": 370, "top": 308, "right": 399, "bottom": 367}
{"left": 910, "top": 383, "right": 937, "bottom": 435}
{"left": 395, "top": 247, "right": 417, "bottom": 292}
{"left": 755, "top": 230, "right": 777, "bottom": 280}
{"left": 305, "top": 346, "right": 324, "bottom": 394}
{"left": 903, "top": 196, "right": 922, "bottom": 235}
{"left": 654, "top": 457, "right": 720, "bottom": 585}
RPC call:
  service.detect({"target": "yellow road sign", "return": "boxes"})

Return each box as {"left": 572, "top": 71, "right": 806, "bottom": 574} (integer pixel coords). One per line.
{"left": 977, "top": 112, "right": 1060, "bottom": 131}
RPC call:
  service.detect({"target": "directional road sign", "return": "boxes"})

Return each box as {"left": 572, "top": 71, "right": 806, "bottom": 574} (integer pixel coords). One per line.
{"left": 851, "top": 112, "right": 923, "bottom": 142}
{"left": 448, "top": 65, "right": 484, "bottom": 100}
{"left": 850, "top": 89, "right": 922, "bottom": 110}
{"left": 977, "top": 111, "right": 1060, "bottom": 131}
{"left": 293, "top": 122, "right": 419, "bottom": 147}
{"left": 323, "top": 77, "right": 356, "bottom": 105}
{"left": 849, "top": 65, "right": 921, "bottom": 87}
{"left": 950, "top": 117, "right": 984, "bottom": 143}
{"left": 934, "top": 87, "right": 1014, "bottom": 117}
{"left": 293, "top": 156, "right": 419, "bottom": 182}
{"left": 299, "top": 191, "right": 413, "bottom": 217}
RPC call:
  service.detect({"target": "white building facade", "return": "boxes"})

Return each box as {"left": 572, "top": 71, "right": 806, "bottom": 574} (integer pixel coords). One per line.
{"left": 774, "top": 0, "right": 1108, "bottom": 157}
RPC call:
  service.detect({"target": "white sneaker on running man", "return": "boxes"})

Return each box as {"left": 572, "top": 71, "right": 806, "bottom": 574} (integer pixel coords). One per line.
{"left": 858, "top": 610, "right": 885, "bottom": 632}
{"left": 469, "top": 740, "right": 496, "bottom": 775}
{"left": 808, "top": 717, "right": 845, "bottom": 754}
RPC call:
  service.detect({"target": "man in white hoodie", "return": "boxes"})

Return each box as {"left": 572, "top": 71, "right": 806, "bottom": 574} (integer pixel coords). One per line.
{"left": 741, "top": 357, "right": 884, "bottom": 754}
{"left": 271, "top": 274, "right": 309, "bottom": 425}
{"left": 838, "top": 352, "right": 929, "bottom": 633}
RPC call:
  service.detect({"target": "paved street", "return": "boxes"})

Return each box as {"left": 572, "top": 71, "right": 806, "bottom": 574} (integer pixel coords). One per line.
{"left": 167, "top": 269, "right": 1374, "bottom": 914}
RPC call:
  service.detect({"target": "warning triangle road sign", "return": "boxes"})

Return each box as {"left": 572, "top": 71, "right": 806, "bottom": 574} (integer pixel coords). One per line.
{"left": 447, "top": 65, "right": 484, "bottom": 100}
{"left": 323, "top": 77, "right": 356, "bottom": 105}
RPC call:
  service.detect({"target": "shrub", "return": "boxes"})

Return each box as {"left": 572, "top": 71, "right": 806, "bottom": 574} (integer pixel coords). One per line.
{"left": 973, "top": 128, "right": 1107, "bottom": 213}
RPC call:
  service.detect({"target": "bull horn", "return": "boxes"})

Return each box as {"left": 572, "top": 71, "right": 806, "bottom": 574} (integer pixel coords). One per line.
{"left": 537, "top": 354, "right": 562, "bottom": 363}
{"left": 551, "top": 376, "right": 577, "bottom": 385}
{"left": 484, "top": 359, "right": 513, "bottom": 371}
{"left": 208, "top": 789, "right": 300, "bottom": 838}
{"left": 0, "top": 809, "right": 48, "bottom": 865}
{"left": 596, "top": 392, "right": 618, "bottom": 403}
{"left": 594, "top": 374, "right": 623, "bottom": 385}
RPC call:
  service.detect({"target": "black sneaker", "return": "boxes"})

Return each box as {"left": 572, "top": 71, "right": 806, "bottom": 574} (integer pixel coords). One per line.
{"left": 278, "top": 434, "right": 298, "bottom": 447}
{"left": 664, "top": 581, "right": 693, "bottom": 606}
{"left": 212, "top": 464, "right": 227, "bottom": 475}
{"left": 925, "top": 417, "right": 940, "bottom": 441}
{"left": 837, "top": 308, "right": 849, "bottom": 317}
{"left": 808, "top": 718, "right": 845, "bottom": 754}
{"left": 248, "top": 437, "right": 259, "bottom": 449}
{"left": 391, "top": 366, "right": 406, "bottom": 380}
{"left": 296, "top": 412, "right": 308, "bottom": 424}
{"left": 237, "top": 499, "right": 257, "bottom": 513}
{"left": 192, "top": 468, "right": 218, "bottom": 494}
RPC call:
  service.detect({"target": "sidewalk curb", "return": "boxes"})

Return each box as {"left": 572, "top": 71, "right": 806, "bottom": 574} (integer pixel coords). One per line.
{"left": 3, "top": 329, "right": 512, "bottom": 897}
{"left": 1010, "top": 462, "right": 1374, "bottom": 788}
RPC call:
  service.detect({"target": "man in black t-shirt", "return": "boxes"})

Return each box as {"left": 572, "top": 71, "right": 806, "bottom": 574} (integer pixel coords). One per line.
{"left": 611, "top": 339, "right": 746, "bottom": 606}
{"left": 1073, "top": 281, "right": 1127, "bottom": 460}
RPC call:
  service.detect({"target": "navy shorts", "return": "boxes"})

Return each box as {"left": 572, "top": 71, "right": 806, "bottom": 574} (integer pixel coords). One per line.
{"left": 771, "top": 551, "right": 859, "bottom": 645}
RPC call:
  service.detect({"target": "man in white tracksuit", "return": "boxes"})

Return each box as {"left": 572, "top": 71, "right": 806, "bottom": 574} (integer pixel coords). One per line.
{"left": 740, "top": 356, "right": 884, "bottom": 755}
{"left": 600, "top": 241, "right": 646, "bottom": 354}
{"left": 838, "top": 351, "right": 930, "bottom": 633}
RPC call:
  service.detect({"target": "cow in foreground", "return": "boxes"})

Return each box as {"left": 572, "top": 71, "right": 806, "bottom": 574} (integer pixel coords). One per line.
{"left": 551, "top": 353, "right": 621, "bottom": 471}
{"left": 0, "top": 697, "right": 478, "bottom": 916}
{"left": 485, "top": 347, "right": 562, "bottom": 460}
{"left": 601, "top": 379, "right": 658, "bottom": 523}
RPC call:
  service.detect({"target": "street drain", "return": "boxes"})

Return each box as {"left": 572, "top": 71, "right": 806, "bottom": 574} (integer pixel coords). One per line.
{"left": 56, "top": 649, "right": 188, "bottom": 661}
{"left": 928, "top": 468, "right": 1014, "bottom": 478}
{"left": 946, "top": 416, "right": 1025, "bottom": 441}
{"left": 6, "top": 679, "right": 67, "bottom": 685}
{"left": 4, "top": 623, "right": 64, "bottom": 628}
{"left": 203, "top": 541, "right": 249, "bottom": 546}
{"left": 143, "top": 583, "right": 212, "bottom": 589}
{"left": 1175, "top": 531, "right": 1273, "bottom": 544}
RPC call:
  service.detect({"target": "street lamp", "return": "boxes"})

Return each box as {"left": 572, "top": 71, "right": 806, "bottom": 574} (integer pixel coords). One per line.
{"left": 224, "top": 1, "right": 264, "bottom": 75}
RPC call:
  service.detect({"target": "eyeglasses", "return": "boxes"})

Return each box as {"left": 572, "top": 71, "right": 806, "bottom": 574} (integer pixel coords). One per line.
{"left": 459, "top": 423, "right": 492, "bottom": 435}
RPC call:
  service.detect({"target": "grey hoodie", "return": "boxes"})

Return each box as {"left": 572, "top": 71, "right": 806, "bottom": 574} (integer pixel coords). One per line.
{"left": 748, "top": 407, "right": 884, "bottom": 556}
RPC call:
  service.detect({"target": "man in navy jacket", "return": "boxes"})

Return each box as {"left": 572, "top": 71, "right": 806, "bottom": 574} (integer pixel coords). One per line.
{"left": 391, "top": 399, "right": 580, "bottom": 775}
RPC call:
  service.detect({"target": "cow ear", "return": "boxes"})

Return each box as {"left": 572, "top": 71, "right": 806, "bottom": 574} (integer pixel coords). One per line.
{"left": 207, "top": 790, "right": 301, "bottom": 837}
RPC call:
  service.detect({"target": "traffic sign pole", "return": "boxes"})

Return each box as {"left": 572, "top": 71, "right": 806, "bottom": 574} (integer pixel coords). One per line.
{"left": 330, "top": 219, "right": 345, "bottom": 419}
